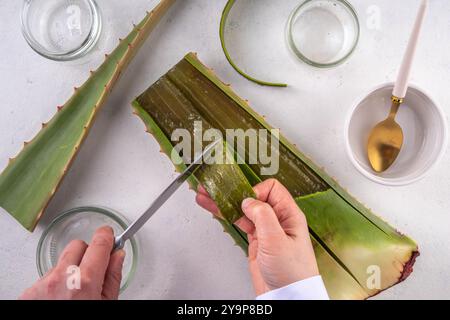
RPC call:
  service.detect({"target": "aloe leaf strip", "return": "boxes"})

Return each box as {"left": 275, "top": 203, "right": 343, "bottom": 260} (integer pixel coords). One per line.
{"left": 220, "top": 0, "right": 287, "bottom": 87}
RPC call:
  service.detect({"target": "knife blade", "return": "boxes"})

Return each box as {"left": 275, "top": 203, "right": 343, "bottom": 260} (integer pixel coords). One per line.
{"left": 114, "top": 140, "right": 221, "bottom": 250}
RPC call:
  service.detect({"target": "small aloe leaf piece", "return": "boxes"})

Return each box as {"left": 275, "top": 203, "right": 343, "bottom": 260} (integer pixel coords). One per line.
{"left": 0, "top": 0, "right": 176, "bottom": 231}
{"left": 195, "top": 145, "right": 256, "bottom": 224}
{"left": 220, "top": 0, "right": 287, "bottom": 87}
{"left": 132, "top": 53, "right": 418, "bottom": 300}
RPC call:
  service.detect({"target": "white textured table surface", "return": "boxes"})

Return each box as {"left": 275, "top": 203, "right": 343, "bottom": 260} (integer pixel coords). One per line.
{"left": 1, "top": 0, "right": 449, "bottom": 300}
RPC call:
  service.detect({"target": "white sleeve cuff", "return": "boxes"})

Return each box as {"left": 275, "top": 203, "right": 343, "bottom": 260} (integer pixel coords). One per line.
{"left": 256, "top": 276, "right": 329, "bottom": 300}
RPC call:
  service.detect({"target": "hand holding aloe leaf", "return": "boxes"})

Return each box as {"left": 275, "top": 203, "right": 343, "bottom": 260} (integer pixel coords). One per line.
{"left": 197, "top": 180, "right": 327, "bottom": 298}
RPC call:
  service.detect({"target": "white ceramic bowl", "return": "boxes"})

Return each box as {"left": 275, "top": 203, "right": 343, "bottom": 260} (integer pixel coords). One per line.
{"left": 345, "top": 83, "right": 448, "bottom": 186}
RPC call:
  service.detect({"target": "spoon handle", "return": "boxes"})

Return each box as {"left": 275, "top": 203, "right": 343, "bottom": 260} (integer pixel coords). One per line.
{"left": 393, "top": 0, "right": 428, "bottom": 99}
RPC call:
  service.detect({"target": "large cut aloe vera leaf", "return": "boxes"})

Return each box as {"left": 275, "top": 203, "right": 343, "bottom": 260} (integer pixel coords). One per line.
{"left": 132, "top": 53, "right": 418, "bottom": 300}
{"left": 0, "top": 0, "right": 175, "bottom": 231}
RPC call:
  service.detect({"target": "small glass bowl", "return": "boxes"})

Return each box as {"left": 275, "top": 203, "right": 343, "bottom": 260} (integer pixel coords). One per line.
{"left": 286, "top": 0, "right": 360, "bottom": 67}
{"left": 21, "top": 0, "right": 102, "bottom": 61}
{"left": 36, "top": 206, "right": 138, "bottom": 293}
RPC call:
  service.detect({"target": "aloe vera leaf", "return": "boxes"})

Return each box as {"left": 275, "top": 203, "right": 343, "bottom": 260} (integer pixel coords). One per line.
{"left": 0, "top": 0, "right": 176, "bottom": 231}
{"left": 220, "top": 0, "right": 287, "bottom": 87}
{"left": 133, "top": 53, "right": 419, "bottom": 299}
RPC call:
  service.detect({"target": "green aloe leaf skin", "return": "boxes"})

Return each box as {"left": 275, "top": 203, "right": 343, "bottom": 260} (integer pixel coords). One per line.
{"left": 0, "top": 0, "right": 176, "bottom": 231}
{"left": 220, "top": 0, "right": 287, "bottom": 87}
{"left": 133, "top": 52, "right": 419, "bottom": 300}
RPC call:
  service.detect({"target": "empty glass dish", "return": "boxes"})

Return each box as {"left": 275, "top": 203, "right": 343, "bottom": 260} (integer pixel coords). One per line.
{"left": 286, "top": 0, "right": 359, "bottom": 67}
{"left": 21, "top": 0, "right": 102, "bottom": 61}
{"left": 36, "top": 206, "right": 138, "bottom": 293}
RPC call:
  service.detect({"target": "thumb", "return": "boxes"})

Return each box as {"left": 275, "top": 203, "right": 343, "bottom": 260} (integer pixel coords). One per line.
{"left": 242, "top": 198, "right": 284, "bottom": 238}
{"left": 102, "top": 250, "right": 125, "bottom": 300}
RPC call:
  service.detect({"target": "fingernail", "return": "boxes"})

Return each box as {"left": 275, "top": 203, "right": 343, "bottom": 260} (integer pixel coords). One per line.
{"left": 241, "top": 198, "right": 254, "bottom": 210}
{"left": 101, "top": 225, "right": 114, "bottom": 234}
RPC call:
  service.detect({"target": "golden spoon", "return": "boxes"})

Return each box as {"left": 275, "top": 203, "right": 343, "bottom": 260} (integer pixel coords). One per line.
{"left": 367, "top": 97, "right": 404, "bottom": 172}
{"left": 368, "top": 0, "right": 428, "bottom": 173}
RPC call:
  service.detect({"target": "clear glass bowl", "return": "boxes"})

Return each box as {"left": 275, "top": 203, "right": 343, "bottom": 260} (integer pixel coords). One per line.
{"left": 286, "top": 0, "right": 360, "bottom": 67}
{"left": 21, "top": 0, "right": 102, "bottom": 61}
{"left": 36, "top": 206, "right": 138, "bottom": 293}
